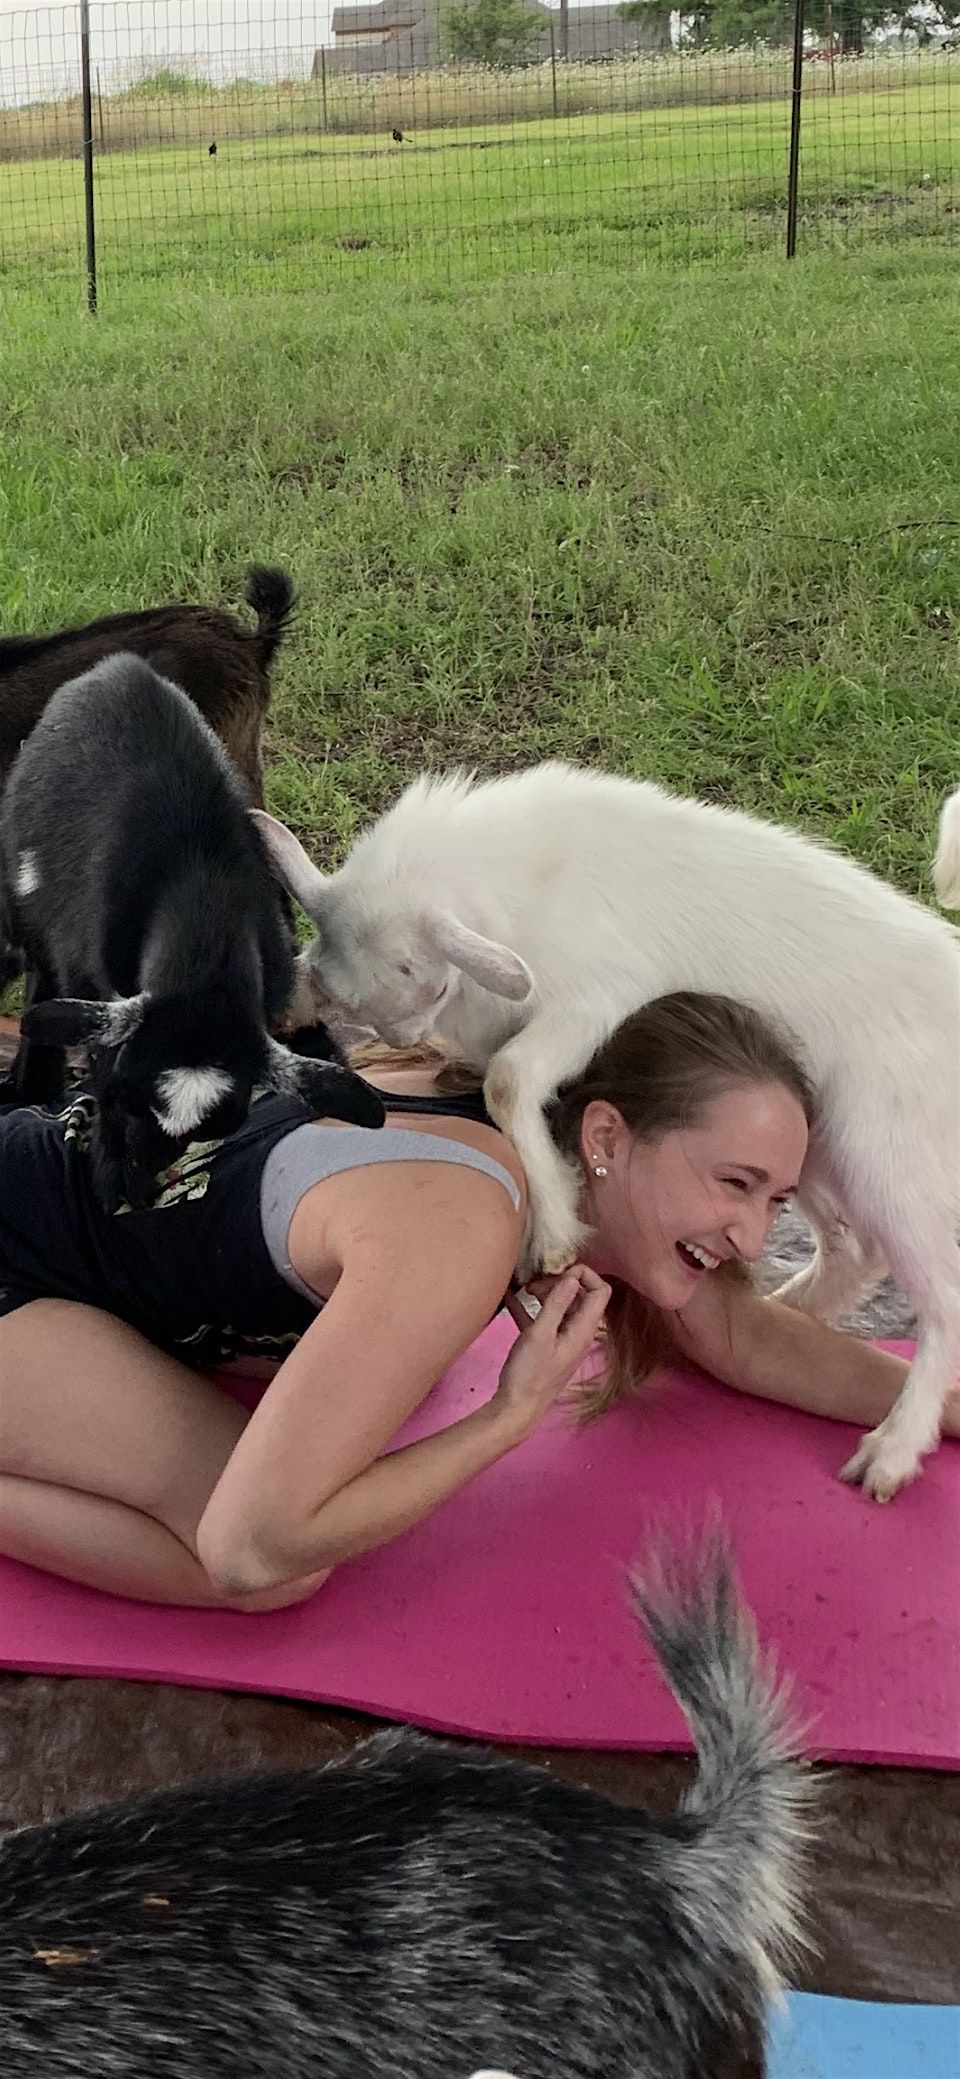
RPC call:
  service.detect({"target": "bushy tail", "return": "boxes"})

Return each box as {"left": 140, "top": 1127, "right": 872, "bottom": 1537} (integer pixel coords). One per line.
{"left": 629, "top": 1524, "right": 815, "bottom": 2005}
{"left": 933, "top": 785, "right": 960, "bottom": 909}
{"left": 245, "top": 565, "right": 297, "bottom": 667}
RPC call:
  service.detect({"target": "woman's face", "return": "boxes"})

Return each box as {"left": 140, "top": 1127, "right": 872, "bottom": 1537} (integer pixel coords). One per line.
{"left": 579, "top": 1082, "right": 809, "bottom": 1311}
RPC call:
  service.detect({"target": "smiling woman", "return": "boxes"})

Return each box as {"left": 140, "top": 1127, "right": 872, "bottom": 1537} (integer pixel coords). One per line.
{"left": 0, "top": 991, "right": 953, "bottom": 1611}
{"left": 544, "top": 992, "right": 814, "bottom": 1411}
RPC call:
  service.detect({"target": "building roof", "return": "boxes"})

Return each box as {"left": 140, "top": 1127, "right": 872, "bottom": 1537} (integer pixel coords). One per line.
{"left": 331, "top": 2, "right": 426, "bottom": 33}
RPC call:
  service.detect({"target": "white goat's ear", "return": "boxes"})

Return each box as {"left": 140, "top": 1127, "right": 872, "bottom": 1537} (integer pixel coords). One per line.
{"left": 427, "top": 912, "right": 533, "bottom": 1002}
{"left": 250, "top": 810, "right": 327, "bottom": 916}
{"left": 21, "top": 994, "right": 146, "bottom": 1048}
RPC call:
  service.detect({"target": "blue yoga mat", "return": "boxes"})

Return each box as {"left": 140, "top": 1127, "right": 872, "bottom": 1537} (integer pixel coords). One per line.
{"left": 769, "top": 1993, "right": 960, "bottom": 2078}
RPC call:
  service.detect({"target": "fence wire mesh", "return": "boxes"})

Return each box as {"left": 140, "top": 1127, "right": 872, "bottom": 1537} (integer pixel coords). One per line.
{"left": 0, "top": 2, "right": 956, "bottom": 299}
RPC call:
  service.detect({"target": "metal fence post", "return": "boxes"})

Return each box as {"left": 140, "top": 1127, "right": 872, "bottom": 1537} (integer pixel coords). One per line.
{"left": 79, "top": 0, "right": 97, "bottom": 311}
{"left": 320, "top": 44, "right": 328, "bottom": 132}
{"left": 785, "top": 0, "right": 806, "bottom": 259}
{"left": 550, "top": 23, "right": 558, "bottom": 122}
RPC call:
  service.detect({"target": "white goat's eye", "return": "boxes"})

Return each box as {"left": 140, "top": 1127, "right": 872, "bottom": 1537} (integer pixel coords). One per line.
{"left": 398, "top": 963, "right": 413, "bottom": 978}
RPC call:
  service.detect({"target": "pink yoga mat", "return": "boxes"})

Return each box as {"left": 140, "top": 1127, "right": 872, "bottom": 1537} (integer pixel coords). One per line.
{"left": 1, "top": 1325, "right": 957, "bottom": 1769}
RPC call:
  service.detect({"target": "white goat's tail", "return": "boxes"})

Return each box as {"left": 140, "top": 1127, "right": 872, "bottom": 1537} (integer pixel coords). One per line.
{"left": 629, "top": 1524, "right": 816, "bottom": 2008}
{"left": 933, "top": 785, "right": 960, "bottom": 908}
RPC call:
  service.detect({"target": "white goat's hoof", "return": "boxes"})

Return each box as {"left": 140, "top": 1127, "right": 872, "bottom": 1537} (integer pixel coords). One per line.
{"left": 540, "top": 1246, "right": 580, "bottom": 1276}
{"left": 518, "top": 1215, "right": 585, "bottom": 1282}
{"left": 769, "top": 1264, "right": 845, "bottom": 1321}
{"left": 839, "top": 1426, "right": 923, "bottom": 1502}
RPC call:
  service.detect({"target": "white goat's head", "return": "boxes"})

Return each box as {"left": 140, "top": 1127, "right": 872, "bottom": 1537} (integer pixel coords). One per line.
{"left": 252, "top": 810, "right": 532, "bottom": 1048}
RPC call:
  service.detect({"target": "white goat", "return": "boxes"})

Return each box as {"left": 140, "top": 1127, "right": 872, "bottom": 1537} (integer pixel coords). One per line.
{"left": 254, "top": 765, "right": 960, "bottom": 1502}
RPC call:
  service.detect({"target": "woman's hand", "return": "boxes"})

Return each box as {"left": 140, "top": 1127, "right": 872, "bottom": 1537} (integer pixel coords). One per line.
{"left": 495, "top": 1265, "right": 611, "bottom": 1440}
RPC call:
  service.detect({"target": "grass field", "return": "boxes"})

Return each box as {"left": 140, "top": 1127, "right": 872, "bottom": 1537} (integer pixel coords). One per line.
{"left": 2, "top": 242, "right": 957, "bottom": 1014}
{"left": 0, "top": 51, "right": 956, "bottom": 291}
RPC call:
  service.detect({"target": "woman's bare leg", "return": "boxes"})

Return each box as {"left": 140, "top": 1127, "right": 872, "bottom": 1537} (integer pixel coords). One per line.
{"left": 0, "top": 1300, "right": 327, "bottom": 1608}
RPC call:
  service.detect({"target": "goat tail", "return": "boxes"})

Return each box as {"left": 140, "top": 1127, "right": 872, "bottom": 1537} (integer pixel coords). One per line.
{"left": 629, "top": 1521, "right": 815, "bottom": 2006}
{"left": 933, "top": 783, "right": 960, "bottom": 909}
{"left": 245, "top": 566, "right": 297, "bottom": 666}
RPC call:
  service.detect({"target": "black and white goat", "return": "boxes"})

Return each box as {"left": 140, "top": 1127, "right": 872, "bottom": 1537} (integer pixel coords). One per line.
{"left": 0, "top": 564, "right": 296, "bottom": 993}
{"left": 0, "top": 1530, "right": 813, "bottom": 2077}
{"left": 0, "top": 653, "right": 382, "bottom": 1207}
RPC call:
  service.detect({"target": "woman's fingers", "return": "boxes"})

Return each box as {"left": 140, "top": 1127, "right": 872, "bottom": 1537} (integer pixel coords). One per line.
{"left": 532, "top": 1265, "right": 610, "bottom": 1345}
{"left": 559, "top": 1280, "right": 611, "bottom": 1358}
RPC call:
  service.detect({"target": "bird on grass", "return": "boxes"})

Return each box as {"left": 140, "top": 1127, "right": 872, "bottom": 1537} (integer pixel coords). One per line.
{"left": 208, "top": 140, "right": 217, "bottom": 156}
{"left": 391, "top": 127, "right": 404, "bottom": 144}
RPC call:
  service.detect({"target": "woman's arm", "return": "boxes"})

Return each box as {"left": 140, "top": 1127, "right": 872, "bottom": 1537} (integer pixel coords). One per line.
{"left": 206, "top": 1269, "right": 608, "bottom": 1595}
{"left": 196, "top": 1163, "right": 607, "bottom": 1597}
{"left": 671, "top": 1271, "right": 960, "bottom": 1438}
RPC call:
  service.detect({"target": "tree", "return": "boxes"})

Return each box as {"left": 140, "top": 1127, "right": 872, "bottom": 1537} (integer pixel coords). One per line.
{"left": 669, "top": 0, "right": 891, "bottom": 49}
{"left": 617, "top": 0, "right": 676, "bottom": 41}
{"left": 441, "top": 0, "right": 545, "bottom": 66}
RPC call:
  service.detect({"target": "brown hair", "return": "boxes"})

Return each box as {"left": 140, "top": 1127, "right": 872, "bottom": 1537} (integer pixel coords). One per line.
{"left": 351, "top": 993, "right": 814, "bottom": 1416}
{"left": 547, "top": 992, "right": 815, "bottom": 1415}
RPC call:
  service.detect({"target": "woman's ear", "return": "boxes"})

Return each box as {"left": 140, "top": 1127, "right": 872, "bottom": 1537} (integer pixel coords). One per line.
{"left": 579, "top": 1099, "right": 626, "bottom": 1172}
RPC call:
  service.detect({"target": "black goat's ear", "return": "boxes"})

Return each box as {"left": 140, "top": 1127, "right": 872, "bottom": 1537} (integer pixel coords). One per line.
{"left": 22, "top": 998, "right": 107, "bottom": 1046}
{"left": 265, "top": 1037, "right": 384, "bottom": 1129}
{"left": 22, "top": 993, "right": 146, "bottom": 1048}
{"left": 294, "top": 1058, "right": 386, "bottom": 1130}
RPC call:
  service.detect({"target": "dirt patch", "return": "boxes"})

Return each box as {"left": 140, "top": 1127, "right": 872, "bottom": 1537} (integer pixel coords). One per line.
{"left": 270, "top": 449, "right": 348, "bottom": 493}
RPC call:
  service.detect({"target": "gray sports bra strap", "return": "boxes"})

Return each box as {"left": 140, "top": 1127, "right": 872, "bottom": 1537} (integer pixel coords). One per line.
{"left": 261, "top": 1122, "right": 522, "bottom": 1304}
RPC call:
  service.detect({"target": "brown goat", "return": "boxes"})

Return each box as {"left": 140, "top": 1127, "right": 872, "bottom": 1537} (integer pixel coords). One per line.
{"left": 0, "top": 564, "right": 295, "bottom": 814}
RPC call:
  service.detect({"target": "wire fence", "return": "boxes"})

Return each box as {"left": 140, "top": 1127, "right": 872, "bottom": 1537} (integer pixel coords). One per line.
{"left": 0, "top": 2, "right": 957, "bottom": 301}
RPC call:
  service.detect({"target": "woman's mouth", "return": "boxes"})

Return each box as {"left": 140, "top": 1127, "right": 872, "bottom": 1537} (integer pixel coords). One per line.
{"left": 676, "top": 1240, "right": 722, "bottom": 1275}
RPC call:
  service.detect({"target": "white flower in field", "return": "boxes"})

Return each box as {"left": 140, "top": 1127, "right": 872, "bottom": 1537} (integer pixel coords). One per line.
{"left": 543, "top": 157, "right": 551, "bottom": 165}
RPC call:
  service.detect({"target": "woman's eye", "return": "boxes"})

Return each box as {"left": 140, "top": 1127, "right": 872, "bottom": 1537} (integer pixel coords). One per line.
{"left": 724, "top": 1177, "right": 749, "bottom": 1193}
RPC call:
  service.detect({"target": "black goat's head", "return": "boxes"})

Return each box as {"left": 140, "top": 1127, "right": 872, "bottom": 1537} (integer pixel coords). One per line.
{"left": 22, "top": 991, "right": 384, "bottom": 1209}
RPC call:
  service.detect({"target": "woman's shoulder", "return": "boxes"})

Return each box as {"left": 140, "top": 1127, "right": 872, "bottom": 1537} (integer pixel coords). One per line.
{"left": 380, "top": 1112, "right": 527, "bottom": 1204}
{"left": 288, "top": 1120, "right": 526, "bottom": 1309}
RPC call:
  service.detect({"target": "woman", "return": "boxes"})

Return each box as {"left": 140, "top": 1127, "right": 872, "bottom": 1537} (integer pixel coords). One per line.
{"left": 0, "top": 993, "right": 951, "bottom": 1611}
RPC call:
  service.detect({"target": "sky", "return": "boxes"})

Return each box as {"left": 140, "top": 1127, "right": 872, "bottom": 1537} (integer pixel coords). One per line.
{"left": 0, "top": 1, "right": 338, "bottom": 104}
{"left": 0, "top": 0, "right": 605, "bottom": 109}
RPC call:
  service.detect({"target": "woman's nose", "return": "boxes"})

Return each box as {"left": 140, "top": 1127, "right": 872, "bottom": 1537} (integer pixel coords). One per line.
{"left": 727, "top": 1203, "right": 772, "bottom": 1264}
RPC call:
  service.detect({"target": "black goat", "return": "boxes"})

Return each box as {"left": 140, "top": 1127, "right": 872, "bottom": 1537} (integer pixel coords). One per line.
{"left": 0, "top": 565, "right": 296, "bottom": 993}
{"left": 0, "top": 653, "right": 382, "bottom": 1207}
{"left": 0, "top": 1533, "right": 812, "bottom": 2077}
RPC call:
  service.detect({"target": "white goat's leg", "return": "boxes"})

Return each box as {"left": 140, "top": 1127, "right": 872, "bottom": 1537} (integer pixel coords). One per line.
{"left": 770, "top": 1155, "right": 887, "bottom": 1324}
{"left": 839, "top": 1207, "right": 960, "bottom": 1501}
{"left": 484, "top": 1010, "right": 612, "bottom": 1278}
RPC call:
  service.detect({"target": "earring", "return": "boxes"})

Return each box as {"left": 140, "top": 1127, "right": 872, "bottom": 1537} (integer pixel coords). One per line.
{"left": 593, "top": 1163, "right": 608, "bottom": 1179}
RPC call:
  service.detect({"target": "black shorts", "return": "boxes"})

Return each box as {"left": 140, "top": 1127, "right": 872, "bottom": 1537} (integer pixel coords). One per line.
{"left": 0, "top": 1099, "right": 102, "bottom": 1321}
{"left": 0, "top": 1089, "right": 317, "bottom": 1363}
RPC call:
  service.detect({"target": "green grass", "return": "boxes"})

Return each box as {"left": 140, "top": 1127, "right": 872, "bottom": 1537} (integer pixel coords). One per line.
{"left": 2, "top": 245, "right": 957, "bottom": 1018}
{"left": 0, "top": 60, "right": 956, "bottom": 293}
